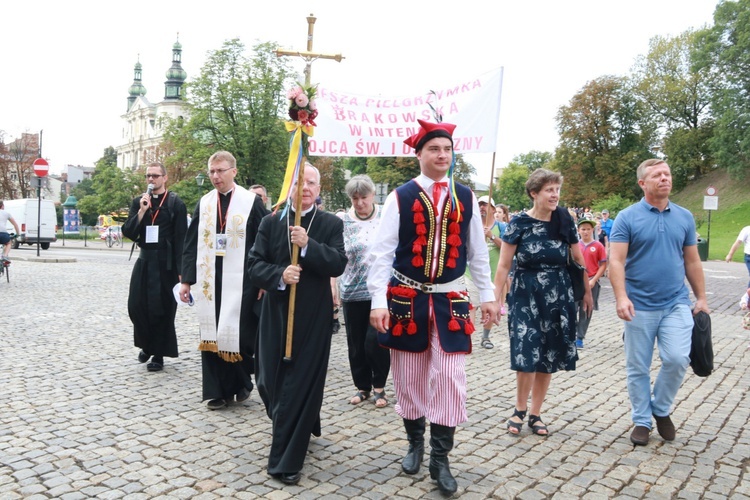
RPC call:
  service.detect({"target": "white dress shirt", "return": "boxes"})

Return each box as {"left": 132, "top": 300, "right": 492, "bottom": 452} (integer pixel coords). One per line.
{"left": 367, "top": 174, "right": 495, "bottom": 309}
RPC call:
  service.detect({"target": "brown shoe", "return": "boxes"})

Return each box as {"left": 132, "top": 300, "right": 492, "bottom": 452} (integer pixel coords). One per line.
{"left": 653, "top": 414, "right": 676, "bottom": 441}
{"left": 630, "top": 425, "right": 650, "bottom": 446}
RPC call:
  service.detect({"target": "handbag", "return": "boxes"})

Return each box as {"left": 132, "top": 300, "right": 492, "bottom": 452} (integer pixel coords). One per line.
{"left": 689, "top": 310, "right": 713, "bottom": 377}
{"left": 566, "top": 250, "right": 586, "bottom": 302}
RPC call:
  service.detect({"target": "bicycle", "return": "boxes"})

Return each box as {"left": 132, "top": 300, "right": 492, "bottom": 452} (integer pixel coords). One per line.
{"left": 105, "top": 227, "right": 123, "bottom": 248}
{"left": 0, "top": 257, "right": 10, "bottom": 283}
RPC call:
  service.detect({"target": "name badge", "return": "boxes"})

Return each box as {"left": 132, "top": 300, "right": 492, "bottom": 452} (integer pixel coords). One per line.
{"left": 216, "top": 234, "right": 227, "bottom": 257}
{"left": 145, "top": 225, "right": 159, "bottom": 244}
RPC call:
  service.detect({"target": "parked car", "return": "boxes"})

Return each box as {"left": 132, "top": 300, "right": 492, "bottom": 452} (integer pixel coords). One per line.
{"left": 3, "top": 199, "right": 58, "bottom": 250}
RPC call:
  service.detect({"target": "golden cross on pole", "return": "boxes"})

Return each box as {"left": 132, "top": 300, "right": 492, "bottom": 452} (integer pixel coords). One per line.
{"left": 275, "top": 13, "right": 344, "bottom": 86}
{"left": 276, "top": 14, "right": 344, "bottom": 361}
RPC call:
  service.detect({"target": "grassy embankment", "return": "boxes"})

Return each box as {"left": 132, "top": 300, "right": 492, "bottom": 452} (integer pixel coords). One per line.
{"left": 669, "top": 168, "right": 750, "bottom": 261}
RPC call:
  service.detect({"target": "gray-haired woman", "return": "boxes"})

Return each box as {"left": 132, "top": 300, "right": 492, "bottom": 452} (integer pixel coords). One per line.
{"left": 333, "top": 174, "right": 391, "bottom": 407}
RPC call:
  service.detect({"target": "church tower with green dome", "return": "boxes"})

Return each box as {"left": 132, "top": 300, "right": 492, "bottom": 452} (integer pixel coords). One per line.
{"left": 116, "top": 36, "right": 189, "bottom": 171}
{"left": 127, "top": 59, "right": 147, "bottom": 112}
{"left": 164, "top": 37, "right": 186, "bottom": 100}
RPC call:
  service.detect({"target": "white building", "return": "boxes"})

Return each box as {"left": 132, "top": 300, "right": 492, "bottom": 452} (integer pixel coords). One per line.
{"left": 116, "top": 38, "right": 188, "bottom": 171}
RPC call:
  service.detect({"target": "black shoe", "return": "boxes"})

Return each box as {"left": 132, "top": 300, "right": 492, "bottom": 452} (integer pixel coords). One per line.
{"left": 402, "top": 417, "right": 426, "bottom": 475}
{"left": 332, "top": 319, "right": 340, "bottom": 334}
{"left": 138, "top": 350, "right": 150, "bottom": 363}
{"left": 146, "top": 357, "right": 163, "bottom": 372}
{"left": 207, "top": 398, "right": 226, "bottom": 410}
{"left": 280, "top": 472, "right": 301, "bottom": 485}
{"left": 236, "top": 387, "right": 252, "bottom": 403}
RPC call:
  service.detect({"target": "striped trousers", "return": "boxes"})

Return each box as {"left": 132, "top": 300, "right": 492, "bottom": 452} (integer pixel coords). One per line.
{"left": 391, "top": 325, "right": 467, "bottom": 427}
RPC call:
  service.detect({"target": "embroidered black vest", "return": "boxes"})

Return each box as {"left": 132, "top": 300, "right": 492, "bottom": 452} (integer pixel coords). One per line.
{"left": 378, "top": 179, "right": 476, "bottom": 354}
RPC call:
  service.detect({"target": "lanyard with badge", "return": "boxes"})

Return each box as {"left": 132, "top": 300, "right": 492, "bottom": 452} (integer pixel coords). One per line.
{"left": 216, "top": 190, "right": 233, "bottom": 257}
{"left": 145, "top": 191, "right": 168, "bottom": 244}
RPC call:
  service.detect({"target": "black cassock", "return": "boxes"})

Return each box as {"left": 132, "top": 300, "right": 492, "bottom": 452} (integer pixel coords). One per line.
{"left": 123, "top": 192, "right": 187, "bottom": 358}
{"left": 182, "top": 191, "right": 268, "bottom": 401}
{"left": 248, "top": 207, "right": 347, "bottom": 475}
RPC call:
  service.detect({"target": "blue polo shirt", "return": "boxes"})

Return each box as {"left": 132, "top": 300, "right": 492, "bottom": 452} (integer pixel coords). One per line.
{"left": 600, "top": 217, "right": 613, "bottom": 236}
{"left": 609, "top": 198, "right": 696, "bottom": 310}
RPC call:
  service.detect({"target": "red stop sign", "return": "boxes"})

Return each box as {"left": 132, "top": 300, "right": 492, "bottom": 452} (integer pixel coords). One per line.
{"left": 33, "top": 158, "right": 49, "bottom": 177}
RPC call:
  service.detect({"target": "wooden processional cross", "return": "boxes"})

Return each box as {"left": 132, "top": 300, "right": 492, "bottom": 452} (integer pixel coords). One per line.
{"left": 276, "top": 14, "right": 344, "bottom": 361}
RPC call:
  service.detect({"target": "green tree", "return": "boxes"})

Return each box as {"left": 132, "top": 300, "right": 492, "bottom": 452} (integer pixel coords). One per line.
{"left": 696, "top": 0, "right": 750, "bottom": 179}
{"left": 554, "top": 76, "right": 656, "bottom": 205}
{"left": 162, "top": 39, "right": 295, "bottom": 196}
{"left": 495, "top": 162, "right": 530, "bottom": 212}
{"left": 77, "top": 147, "right": 140, "bottom": 222}
{"left": 513, "top": 150, "right": 553, "bottom": 172}
{"left": 366, "top": 157, "right": 420, "bottom": 191}
{"left": 630, "top": 29, "right": 716, "bottom": 181}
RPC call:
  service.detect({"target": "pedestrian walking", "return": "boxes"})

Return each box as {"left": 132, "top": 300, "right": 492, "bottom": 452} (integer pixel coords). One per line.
{"left": 368, "top": 119, "right": 498, "bottom": 496}
{"left": 609, "top": 158, "right": 709, "bottom": 446}
{"left": 122, "top": 162, "right": 187, "bottom": 372}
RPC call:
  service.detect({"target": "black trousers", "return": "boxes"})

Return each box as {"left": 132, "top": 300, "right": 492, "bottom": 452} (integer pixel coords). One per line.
{"left": 342, "top": 300, "right": 391, "bottom": 390}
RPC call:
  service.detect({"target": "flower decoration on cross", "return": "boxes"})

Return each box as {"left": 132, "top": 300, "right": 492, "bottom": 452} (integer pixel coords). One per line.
{"left": 276, "top": 82, "right": 319, "bottom": 211}
{"left": 287, "top": 83, "right": 319, "bottom": 127}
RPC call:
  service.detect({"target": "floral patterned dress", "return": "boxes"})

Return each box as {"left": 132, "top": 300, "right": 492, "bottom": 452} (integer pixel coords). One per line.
{"left": 502, "top": 212, "right": 579, "bottom": 373}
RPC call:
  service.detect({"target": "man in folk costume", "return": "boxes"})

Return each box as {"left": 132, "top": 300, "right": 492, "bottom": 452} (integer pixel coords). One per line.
{"left": 368, "top": 120, "right": 497, "bottom": 496}
{"left": 179, "top": 151, "right": 268, "bottom": 410}
{"left": 123, "top": 162, "right": 188, "bottom": 372}
{"left": 248, "top": 164, "right": 347, "bottom": 486}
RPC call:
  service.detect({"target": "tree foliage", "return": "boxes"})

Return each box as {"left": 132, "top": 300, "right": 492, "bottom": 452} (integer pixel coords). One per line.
{"left": 495, "top": 162, "right": 531, "bottom": 212}
{"left": 162, "top": 39, "right": 295, "bottom": 195}
{"left": 696, "top": 0, "right": 750, "bottom": 179}
{"left": 554, "top": 76, "right": 656, "bottom": 205}
{"left": 77, "top": 147, "right": 140, "bottom": 222}
{"left": 630, "top": 29, "right": 716, "bottom": 181}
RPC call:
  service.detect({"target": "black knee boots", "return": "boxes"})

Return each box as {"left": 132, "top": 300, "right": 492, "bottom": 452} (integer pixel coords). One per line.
{"left": 429, "top": 423, "right": 457, "bottom": 496}
{"left": 402, "top": 417, "right": 425, "bottom": 474}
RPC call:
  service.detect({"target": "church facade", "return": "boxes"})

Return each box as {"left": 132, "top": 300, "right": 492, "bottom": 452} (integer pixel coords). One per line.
{"left": 116, "top": 38, "right": 188, "bottom": 171}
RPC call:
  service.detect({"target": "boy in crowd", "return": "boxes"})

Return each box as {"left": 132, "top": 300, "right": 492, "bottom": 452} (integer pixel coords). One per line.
{"left": 576, "top": 218, "right": 607, "bottom": 348}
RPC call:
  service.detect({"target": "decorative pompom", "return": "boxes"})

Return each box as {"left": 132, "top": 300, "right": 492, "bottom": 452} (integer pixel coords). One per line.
{"left": 464, "top": 321, "right": 475, "bottom": 334}
{"left": 449, "top": 247, "right": 459, "bottom": 258}
{"left": 392, "top": 322, "right": 403, "bottom": 336}
{"left": 414, "top": 213, "right": 425, "bottom": 224}
{"left": 448, "top": 318, "right": 461, "bottom": 331}
{"left": 446, "top": 258, "right": 457, "bottom": 268}
{"left": 412, "top": 255, "right": 424, "bottom": 267}
{"left": 446, "top": 291, "right": 462, "bottom": 299}
{"left": 416, "top": 224, "right": 427, "bottom": 235}
{"left": 449, "top": 222, "right": 460, "bottom": 234}
{"left": 407, "top": 320, "right": 417, "bottom": 334}
{"left": 447, "top": 234, "right": 461, "bottom": 246}
{"left": 412, "top": 243, "right": 422, "bottom": 254}
{"left": 412, "top": 199, "right": 423, "bottom": 212}
{"left": 390, "top": 286, "right": 417, "bottom": 298}
{"left": 416, "top": 235, "right": 427, "bottom": 245}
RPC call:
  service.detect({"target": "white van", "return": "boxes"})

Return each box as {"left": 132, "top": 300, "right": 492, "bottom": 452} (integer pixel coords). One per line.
{"left": 3, "top": 199, "right": 58, "bottom": 250}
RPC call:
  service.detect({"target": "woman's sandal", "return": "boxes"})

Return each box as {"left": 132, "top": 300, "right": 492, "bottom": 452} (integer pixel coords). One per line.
{"left": 528, "top": 414, "right": 549, "bottom": 436}
{"left": 373, "top": 390, "right": 388, "bottom": 408}
{"left": 507, "top": 408, "right": 527, "bottom": 435}
{"left": 481, "top": 338, "right": 494, "bottom": 349}
{"left": 350, "top": 390, "right": 370, "bottom": 405}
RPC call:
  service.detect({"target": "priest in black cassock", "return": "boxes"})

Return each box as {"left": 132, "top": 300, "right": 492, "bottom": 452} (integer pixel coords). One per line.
{"left": 248, "top": 164, "right": 347, "bottom": 486}
{"left": 179, "top": 151, "right": 268, "bottom": 410}
{"left": 123, "top": 162, "right": 187, "bottom": 373}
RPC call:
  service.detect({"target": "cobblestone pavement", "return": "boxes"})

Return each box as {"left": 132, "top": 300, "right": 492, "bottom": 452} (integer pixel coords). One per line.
{"left": 1, "top": 242, "right": 749, "bottom": 499}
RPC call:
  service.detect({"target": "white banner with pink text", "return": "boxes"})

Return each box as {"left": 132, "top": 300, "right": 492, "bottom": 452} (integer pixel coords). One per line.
{"left": 308, "top": 67, "right": 504, "bottom": 157}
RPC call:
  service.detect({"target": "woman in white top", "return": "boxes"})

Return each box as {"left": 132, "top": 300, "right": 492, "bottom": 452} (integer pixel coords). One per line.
{"left": 333, "top": 175, "right": 391, "bottom": 408}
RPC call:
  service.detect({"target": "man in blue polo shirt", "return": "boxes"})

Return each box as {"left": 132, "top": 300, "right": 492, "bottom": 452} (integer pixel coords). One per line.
{"left": 609, "top": 159, "right": 709, "bottom": 446}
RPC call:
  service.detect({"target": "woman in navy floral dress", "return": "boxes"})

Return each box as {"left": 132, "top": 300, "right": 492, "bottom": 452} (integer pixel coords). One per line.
{"left": 493, "top": 169, "right": 593, "bottom": 436}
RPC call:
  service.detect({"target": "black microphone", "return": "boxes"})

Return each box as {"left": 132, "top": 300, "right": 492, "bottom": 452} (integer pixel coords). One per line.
{"left": 146, "top": 183, "right": 154, "bottom": 196}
